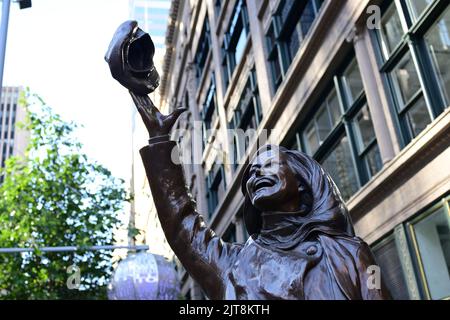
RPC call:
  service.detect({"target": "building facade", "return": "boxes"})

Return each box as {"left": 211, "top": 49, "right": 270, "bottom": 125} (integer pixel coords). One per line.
{"left": 128, "top": 0, "right": 174, "bottom": 259}
{"left": 0, "top": 86, "right": 28, "bottom": 184}
{"left": 160, "top": 0, "right": 450, "bottom": 300}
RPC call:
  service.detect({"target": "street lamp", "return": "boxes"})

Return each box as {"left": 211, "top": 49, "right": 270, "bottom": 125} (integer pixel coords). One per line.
{"left": 0, "top": 0, "right": 33, "bottom": 102}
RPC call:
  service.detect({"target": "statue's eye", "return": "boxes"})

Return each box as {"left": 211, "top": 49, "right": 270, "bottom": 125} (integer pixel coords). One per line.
{"left": 263, "top": 160, "right": 278, "bottom": 168}
{"left": 249, "top": 166, "right": 259, "bottom": 176}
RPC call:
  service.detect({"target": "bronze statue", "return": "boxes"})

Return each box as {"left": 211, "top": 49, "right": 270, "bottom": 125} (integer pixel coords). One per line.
{"left": 105, "top": 21, "right": 391, "bottom": 300}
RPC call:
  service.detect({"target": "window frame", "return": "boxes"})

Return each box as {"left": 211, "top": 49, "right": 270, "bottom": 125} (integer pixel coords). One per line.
{"left": 284, "top": 56, "right": 383, "bottom": 200}
{"left": 406, "top": 196, "right": 450, "bottom": 300}
{"left": 201, "top": 78, "right": 218, "bottom": 150}
{"left": 229, "top": 67, "right": 263, "bottom": 170}
{"left": 221, "top": 0, "right": 250, "bottom": 89}
{"left": 265, "top": 0, "right": 324, "bottom": 93}
{"left": 205, "top": 161, "right": 226, "bottom": 218}
{"left": 194, "top": 18, "right": 212, "bottom": 85}
{"left": 300, "top": 57, "right": 382, "bottom": 193}
{"left": 372, "top": 0, "right": 450, "bottom": 147}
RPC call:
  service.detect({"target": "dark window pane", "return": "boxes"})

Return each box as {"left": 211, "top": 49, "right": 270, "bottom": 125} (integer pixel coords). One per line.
{"left": 391, "top": 52, "right": 422, "bottom": 107}
{"left": 424, "top": 8, "right": 450, "bottom": 105}
{"left": 354, "top": 104, "right": 376, "bottom": 151}
{"left": 270, "top": 52, "right": 282, "bottom": 89}
{"left": 372, "top": 236, "right": 410, "bottom": 300}
{"left": 195, "top": 20, "right": 211, "bottom": 81}
{"left": 412, "top": 206, "right": 450, "bottom": 300}
{"left": 316, "top": 104, "right": 332, "bottom": 142}
{"left": 206, "top": 164, "right": 225, "bottom": 217}
{"left": 343, "top": 60, "right": 364, "bottom": 105}
{"left": 304, "top": 122, "right": 319, "bottom": 155}
{"left": 279, "top": 0, "right": 295, "bottom": 25}
{"left": 214, "top": 0, "right": 222, "bottom": 16}
{"left": 321, "top": 135, "right": 359, "bottom": 201}
{"left": 287, "top": 26, "right": 300, "bottom": 62}
{"left": 364, "top": 145, "right": 382, "bottom": 178}
{"left": 326, "top": 90, "right": 341, "bottom": 126}
{"left": 222, "top": 0, "right": 248, "bottom": 89}
{"left": 380, "top": 4, "right": 404, "bottom": 58}
{"left": 299, "top": 0, "right": 316, "bottom": 37}
{"left": 266, "top": 23, "right": 277, "bottom": 52}
{"left": 406, "top": 96, "right": 431, "bottom": 137}
{"left": 230, "top": 68, "right": 261, "bottom": 163}
{"left": 202, "top": 82, "right": 217, "bottom": 145}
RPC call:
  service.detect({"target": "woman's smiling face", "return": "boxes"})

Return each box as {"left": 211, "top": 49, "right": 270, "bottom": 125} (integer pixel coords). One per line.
{"left": 246, "top": 149, "right": 302, "bottom": 213}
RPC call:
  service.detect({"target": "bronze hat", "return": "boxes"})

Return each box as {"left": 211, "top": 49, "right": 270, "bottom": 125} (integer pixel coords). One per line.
{"left": 105, "top": 20, "right": 160, "bottom": 95}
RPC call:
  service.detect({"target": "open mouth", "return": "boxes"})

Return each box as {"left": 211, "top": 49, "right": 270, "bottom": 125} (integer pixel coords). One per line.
{"left": 253, "top": 177, "right": 275, "bottom": 191}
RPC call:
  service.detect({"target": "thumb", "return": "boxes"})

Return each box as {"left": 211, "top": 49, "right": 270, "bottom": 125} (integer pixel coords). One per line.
{"left": 165, "top": 107, "right": 187, "bottom": 128}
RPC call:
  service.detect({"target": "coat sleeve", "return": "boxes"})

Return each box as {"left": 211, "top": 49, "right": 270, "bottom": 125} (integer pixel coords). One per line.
{"left": 139, "top": 140, "right": 240, "bottom": 299}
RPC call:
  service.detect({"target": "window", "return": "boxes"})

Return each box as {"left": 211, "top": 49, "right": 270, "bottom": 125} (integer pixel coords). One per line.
{"left": 1, "top": 143, "right": 7, "bottom": 167}
{"left": 321, "top": 135, "right": 360, "bottom": 200}
{"left": 201, "top": 80, "right": 218, "bottom": 150}
{"left": 372, "top": 234, "right": 410, "bottom": 300}
{"left": 372, "top": 197, "right": 450, "bottom": 300}
{"left": 214, "top": 0, "right": 222, "bottom": 17}
{"left": 229, "top": 67, "right": 262, "bottom": 169}
{"left": 293, "top": 57, "right": 382, "bottom": 201}
{"left": 375, "top": 1, "right": 450, "bottom": 146}
{"left": 222, "top": 0, "right": 249, "bottom": 89}
{"left": 424, "top": 8, "right": 450, "bottom": 104}
{"left": 409, "top": 0, "right": 434, "bottom": 20}
{"left": 265, "top": 0, "right": 324, "bottom": 92}
{"left": 194, "top": 19, "right": 212, "bottom": 83}
{"left": 408, "top": 199, "right": 450, "bottom": 300}
{"left": 206, "top": 161, "right": 226, "bottom": 218}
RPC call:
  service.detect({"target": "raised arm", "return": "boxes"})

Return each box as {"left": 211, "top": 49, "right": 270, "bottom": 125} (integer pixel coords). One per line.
{"left": 131, "top": 92, "right": 241, "bottom": 299}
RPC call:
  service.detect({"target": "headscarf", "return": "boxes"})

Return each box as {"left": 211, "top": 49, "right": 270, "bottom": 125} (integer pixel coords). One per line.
{"left": 241, "top": 145, "right": 355, "bottom": 250}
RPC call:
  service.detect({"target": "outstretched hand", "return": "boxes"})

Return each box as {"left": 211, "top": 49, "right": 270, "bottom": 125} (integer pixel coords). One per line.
{"left": 130, "top": 91, "right": 186, "bottom": 138}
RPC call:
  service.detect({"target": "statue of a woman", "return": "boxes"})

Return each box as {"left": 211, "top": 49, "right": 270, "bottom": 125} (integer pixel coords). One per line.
{"left": 106, "top": 21, "right": 391, "bottom": 300}
{"left": 127, "top": 92, "right": 390, "bottom": 300}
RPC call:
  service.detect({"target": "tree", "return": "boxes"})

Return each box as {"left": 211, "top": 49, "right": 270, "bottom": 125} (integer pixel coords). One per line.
{"left": 0, "top": 90, "right": 129, "bottom": 299}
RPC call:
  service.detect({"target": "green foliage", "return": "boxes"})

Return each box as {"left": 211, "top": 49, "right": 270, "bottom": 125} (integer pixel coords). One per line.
{"left": 0, "top": 90, "right": 128, "bottom": 299}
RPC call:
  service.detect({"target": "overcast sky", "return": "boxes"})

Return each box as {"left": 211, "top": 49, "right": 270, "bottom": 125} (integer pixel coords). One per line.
{"left": 4, "top": 0, "right": 135, "bottom": 184}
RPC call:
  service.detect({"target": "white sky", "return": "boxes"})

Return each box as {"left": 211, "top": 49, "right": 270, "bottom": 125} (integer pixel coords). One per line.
{"left": 3, "top": 0, "right": 135, "bottom": 184}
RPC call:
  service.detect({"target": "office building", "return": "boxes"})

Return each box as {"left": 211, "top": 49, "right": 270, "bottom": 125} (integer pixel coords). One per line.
{"left": 0, "top": 86, "right": 28, "bottom": 183}
{"left": 160, "top": 0, "right": 450, "bottom": 300}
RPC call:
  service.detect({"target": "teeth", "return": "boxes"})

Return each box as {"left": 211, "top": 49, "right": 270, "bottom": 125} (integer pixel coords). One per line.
{"left": 255, "top": 179, "right": 273, "bottom": 189}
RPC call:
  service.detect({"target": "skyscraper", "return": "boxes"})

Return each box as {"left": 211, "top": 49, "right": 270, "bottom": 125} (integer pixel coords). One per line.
{"left": 0, "top": 86, "right": 29, "bottom": 183}
{"left": 128, "top": 0, "right": 173, "bottom": 258}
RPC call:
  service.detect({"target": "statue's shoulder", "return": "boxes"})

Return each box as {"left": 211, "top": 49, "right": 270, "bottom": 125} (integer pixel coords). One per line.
{"left": 320, "top": 234, "right": 368, "bottom": 257}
